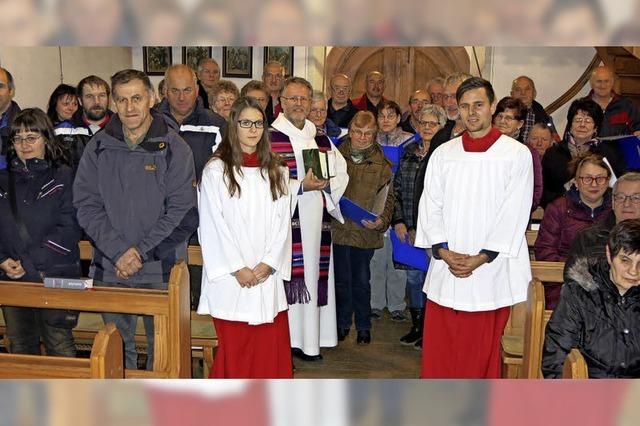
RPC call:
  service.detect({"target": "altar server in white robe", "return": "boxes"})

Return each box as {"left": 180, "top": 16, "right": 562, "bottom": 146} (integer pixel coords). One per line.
{"left": 197, "top": 97, "right": 293, "bottom": 378}
{"left": 415, "top": 77, "right": 533, "bottom": 378}
{"left": 270, "top": 77, "right": 349, "bottom": 361}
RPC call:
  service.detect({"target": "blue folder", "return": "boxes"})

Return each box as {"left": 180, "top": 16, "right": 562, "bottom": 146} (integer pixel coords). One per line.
{"left": 617, "top": 136, "right": 640, "bottom": 170}
{"left": 390, "top": 229, "right": 430, "bottom": 271}
{"left": 381, "top": 133, "right": 421, "bottom": 173}
{"left": 339, "top": 197, "right": 377, "bottom": 227}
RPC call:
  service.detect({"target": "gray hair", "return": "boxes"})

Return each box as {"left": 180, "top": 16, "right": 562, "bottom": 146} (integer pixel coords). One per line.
{"left": 196, "top": 57, "right": 219, "bottom": 73}
{"left": 280, "top": 76, "right": 313, "bottom": 97}
{"left": 210, "top": 80, "right": 239, "bottom": 100}
{"left": 444, "top": 72, "right": 472, "bottom": 88}
{"left": 418, "top": 104, "right": 447, "bottom": 126}
{"left": 426, "top": 77, "right": 445, "bottom": 92}
{"left": 263, "top": 61, "right": 285, "bottom": 77}
{"left": 164, "top": 64, "right": 198, "bottom": 84}
{"left": 311, "top": 91, "right": 327, "bottom": 104}
{"left": 614, "top": 172, "right": 640, "bottom": 193}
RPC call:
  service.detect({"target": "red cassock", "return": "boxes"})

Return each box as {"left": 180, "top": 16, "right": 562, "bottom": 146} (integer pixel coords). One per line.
{"left": 212, "top": 310, "right": 293, "bottom": 379}
{"left": 146, "top": 382, "right": 269, "bottom": 426}
{"left": 421, "top": 299, "right": 510, "bottom": 379}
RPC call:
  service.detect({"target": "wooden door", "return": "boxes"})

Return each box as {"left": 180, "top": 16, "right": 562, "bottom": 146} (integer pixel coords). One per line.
{"left": 325, "top": 47, "right": 470, "bottom": 111}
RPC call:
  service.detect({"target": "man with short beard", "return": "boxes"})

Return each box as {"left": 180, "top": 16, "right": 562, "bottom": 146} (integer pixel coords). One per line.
{"left": 54, "top": 75, "right": 113, "bottom": 169}
{"left": 352, "top": 71, "right": 387, "bottom": 114}
{"left": 270, "top": 77, "right": 349, "bottom": 361}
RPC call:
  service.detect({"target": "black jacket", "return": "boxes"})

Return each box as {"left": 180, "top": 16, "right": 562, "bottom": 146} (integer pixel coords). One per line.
{"left": 0, "top": 157, "right": 81, "bottom": 282}
{"left": 565, "top": 211, "right": 616, "bottom": 276}
{"left": 197, "top": 80, "right": 210, "bottom": 110}
{"left": 412, "top": 119, "right": 458, "bottom": 222}
{"left": 156, "top": 97, "right": 226, "bottom": 182}
{"left": 543, "top": 258, "right": 640, "bottom": 378}
{"left": 540, "top": 138, "right": 626, "bottom": 208}
{"left": 327, "top": 98, "right": 357, "bottom": 128}
{"left": 0, "top": 101, "right": 21, "bottom": 158}
{"left": 54, "top": 110, "right": 113, "bottom": 170}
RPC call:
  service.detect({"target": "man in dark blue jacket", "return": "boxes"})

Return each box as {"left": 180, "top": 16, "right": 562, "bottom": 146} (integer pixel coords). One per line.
{"left": 157, "top": 63, "right": 226, "bottom": 309}
{"left": 73, "top": 69, "right": 198, "bottom": 370}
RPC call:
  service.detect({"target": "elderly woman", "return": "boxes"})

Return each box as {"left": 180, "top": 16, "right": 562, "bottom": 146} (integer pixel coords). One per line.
{"left": 393, "top": 103, "right": 446, "bottom": 349}
{"left": 332, "top": 110, "right": 395, "bottom": 345}
{"left": 369, "top": 100, "right": 414, "bottom": 323}
{"left": 527, "top": 121, "right": 555, "bottom": 158}
{"left": 541, "top": 97, "right": 626, "bottom": 208}
{"left": 535, "top": 154, "right": 612, "bottom": 308}
{"left": 543, "top": 219, "right": 640, "bottom": 378}
{"left": 308, "top": 91, "right": 341, "bottom": 138}
{"left": 376, "top": 100, "right": 414, "bottom": 147}
{"left": 46, "top": 84, "right": 79, "bottom": 125}
{"left": 240, "top": 80, "right": 269, "bottom": 112}
{"left": 209, "top": 80, "right": 240, "bottom": 119}
{"left": 492, "top": 96, "right": 543, "bottom": 210}
{"left": 0, "top": 108, "right": 81, "bottom": 356}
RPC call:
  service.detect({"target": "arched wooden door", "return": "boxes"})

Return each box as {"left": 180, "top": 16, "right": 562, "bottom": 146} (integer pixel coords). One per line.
{"left": 325, "top": 47, "right": 470, "bottom": 111}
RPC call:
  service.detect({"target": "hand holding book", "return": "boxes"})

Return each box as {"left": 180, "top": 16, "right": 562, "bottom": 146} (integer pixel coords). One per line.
{"left": 302, "top": 168, "right": 329, "bottom": 191}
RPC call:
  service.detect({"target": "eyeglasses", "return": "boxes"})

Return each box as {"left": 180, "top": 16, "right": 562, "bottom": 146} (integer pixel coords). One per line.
{"left": 613, "top": 193, "right": 640, "bottom": 204}
{"left": 442, "top": 94, "right": 457, "bottom": 102}
{"left": 281, "top": 95, "right": 309, "bottom": 104}
{"left": 578, "top": 175, "right": 608, "bottom": 185}
{"left": 237, "top": 119, "right": 265, "bottom": 129}
{"left": 351, "top": 129, "right": 376, "bottom": 138}
{"left": 310, "top": 108, "right": 327, "bottom": 115}
{"left": 331, "top": 85, "right": 350, "bottom": 93}
{"left": 573, "top": 117, "right": 595, "bottom": 125}
{"left": 418, "top": 120, "right": 440, "bottom": 128}
{"left": 410, "top": 99, "right": 427, "bottom": 106}
{"left": 12, "top": 135, "right": 42, "bottom": 145}
{"left": 495, "top": 113, "right": 517, "bottom": 123}
{"left": 430, "top": 93, "right": 443, "bottom": 101}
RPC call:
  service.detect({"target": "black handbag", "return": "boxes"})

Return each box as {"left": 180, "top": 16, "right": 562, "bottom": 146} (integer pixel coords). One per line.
{"left": 7, "top": 168, "right": 79, "bottom": 329}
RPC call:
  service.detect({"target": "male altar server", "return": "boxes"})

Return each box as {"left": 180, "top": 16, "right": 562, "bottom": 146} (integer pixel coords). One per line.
{"left": 415, "top": 77, "right": 533, "bottom": 378}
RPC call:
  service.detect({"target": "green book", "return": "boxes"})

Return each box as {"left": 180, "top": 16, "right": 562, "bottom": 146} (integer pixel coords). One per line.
{"left": 302, "top": 148, "right": 336, "bottom": 180}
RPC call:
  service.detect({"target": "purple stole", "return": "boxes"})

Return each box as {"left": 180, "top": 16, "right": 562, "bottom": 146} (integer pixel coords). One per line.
{"left": 270, "top": 129, "right": 332, "bottom": 306}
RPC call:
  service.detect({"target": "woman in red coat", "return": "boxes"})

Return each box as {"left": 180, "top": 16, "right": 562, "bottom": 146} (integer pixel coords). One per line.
{"left": 534, "top": 154, "right": 612, "bottom": 308}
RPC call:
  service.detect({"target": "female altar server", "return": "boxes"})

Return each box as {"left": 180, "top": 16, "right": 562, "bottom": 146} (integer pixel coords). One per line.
{"left": 197, "top": 97, "right": 293, "bottom": 378}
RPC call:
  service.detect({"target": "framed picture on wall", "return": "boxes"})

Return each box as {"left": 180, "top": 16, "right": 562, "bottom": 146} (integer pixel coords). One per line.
{"left": 264, "top": 46, "right": 294, "bottom": 77}
{"left": 182, "top": 46, "right": 212, "bottom": 72}
{"left": 222, "top": 47, "right": 253, "bottom": 78}
{"left": 143, "top": 46, "right": 172, "bottom": 75}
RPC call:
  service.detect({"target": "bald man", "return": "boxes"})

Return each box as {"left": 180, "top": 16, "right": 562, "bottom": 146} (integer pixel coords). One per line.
{"left": 510, "top": 75, "right": 558, "bottom": 143}
{"left": 327, "top": 73, "right": 357, "bottom": 128}
{"left": 589, "top": 65, "right": 640, "bottom": 138}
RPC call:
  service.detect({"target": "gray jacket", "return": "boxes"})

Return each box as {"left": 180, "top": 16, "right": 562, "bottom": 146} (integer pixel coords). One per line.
{"left": 73, "top": 112, "right": 198, "bottom": 284}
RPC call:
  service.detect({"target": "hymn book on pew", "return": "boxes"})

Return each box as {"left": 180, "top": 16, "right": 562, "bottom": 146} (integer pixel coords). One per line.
{"left": 44, "top": 277, "right": 93, "bottom": 290}
{"left": 302, "top": 148, "right": 336, "bottom": 180}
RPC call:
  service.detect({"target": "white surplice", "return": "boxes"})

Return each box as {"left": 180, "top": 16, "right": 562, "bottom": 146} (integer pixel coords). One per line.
{"left": 271, "top": 114, "right": 349, "bottom": 356}
{"left": 196, "top": 159, "right": 291, "bottom": 325}
{"left": 415, "top": 134, "right": 533, "bottom": 311}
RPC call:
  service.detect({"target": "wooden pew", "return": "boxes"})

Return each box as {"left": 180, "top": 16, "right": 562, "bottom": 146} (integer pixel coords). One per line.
{"left": 0, "top": 261, "right": 190, "bottom": 378}
{"left": 562, "top": 348, "right": 589, "bottom": 379}
{"left": 76, "top": 240, "right": 216, "bottom": 376}
{"left": 0, "top": 323, "right": 123, "bottom": 379}
{"left": 501, "top": 261, "right": 563, "bottom": 378}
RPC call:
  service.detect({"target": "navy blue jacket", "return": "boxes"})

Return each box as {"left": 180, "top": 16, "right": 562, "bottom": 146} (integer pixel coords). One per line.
{"left": 0, "top": 157, "right": 81, "bottom": 282}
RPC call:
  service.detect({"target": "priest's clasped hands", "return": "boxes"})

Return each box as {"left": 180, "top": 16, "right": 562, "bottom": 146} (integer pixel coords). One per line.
{"left": 439, "top": 249, "right": 489, "bottom": 278}
{"left": 234, "top": 263, "right": 274, "bottom": 288}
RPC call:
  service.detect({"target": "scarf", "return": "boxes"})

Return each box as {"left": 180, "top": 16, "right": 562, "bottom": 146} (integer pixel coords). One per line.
{"left": 567, "top": 133, "right": 598, "bottom": 158}
{"left": 350, "top": 142, "right": 376, "bottom": 164}
{"left": 270, "top": 115, "right": 333, "bottom": 306}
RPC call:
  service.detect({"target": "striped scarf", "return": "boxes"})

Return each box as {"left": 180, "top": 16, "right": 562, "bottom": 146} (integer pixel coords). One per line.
{"left": 270, "top": 130, "right": 332, "bottom": 306}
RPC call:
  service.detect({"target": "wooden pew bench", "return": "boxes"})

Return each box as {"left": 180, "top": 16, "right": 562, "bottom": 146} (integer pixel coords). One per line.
{"left": 563, "top": 348, "right": 589, "bottom": 379}
{"left": 78, "top": 241, "right": 217, "bottom": 376}
{"left": 0, "top": 261, "right": 190, "bottom": 378}
{"left": 501, "top": 261, "right": 563, "bottom": 378}
{"left": 0, "top": 323, "right": 123, "bottom": 379}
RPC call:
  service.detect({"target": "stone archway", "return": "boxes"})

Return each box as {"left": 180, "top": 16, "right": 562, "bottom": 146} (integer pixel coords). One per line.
{"left": 325, "top": 47, "right": 470, "bottom": 110}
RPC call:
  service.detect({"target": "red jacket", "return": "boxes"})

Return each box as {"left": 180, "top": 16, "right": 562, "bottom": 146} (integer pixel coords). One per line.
{"left": 351, "top": 94, "right": 387, "bottom": 113}
{"left": 534, "top": 186, "right": 611, "bottom": 261}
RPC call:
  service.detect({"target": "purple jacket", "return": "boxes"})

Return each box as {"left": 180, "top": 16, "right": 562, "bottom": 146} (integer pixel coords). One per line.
{"left": 534, "top": 186, "right": 611, "bottom": 261}
{"left": 527, "top": 143, "right": 543, "bottom": 211}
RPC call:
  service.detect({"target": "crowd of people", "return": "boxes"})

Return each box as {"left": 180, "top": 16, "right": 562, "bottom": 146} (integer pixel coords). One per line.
{"left": 0, "top": 57, "right": 639, "bottom": 379}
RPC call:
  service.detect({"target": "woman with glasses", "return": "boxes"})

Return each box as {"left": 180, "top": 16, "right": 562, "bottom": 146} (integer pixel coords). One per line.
{"left": 209, "top": 80, "right": 239, "bottom": 120}
{"left": 535, "top": 154, "right": 612, "bottom": 308}
{"left": 332, "top": 110, "right": 395, "bottom": 345}
{"left": 492, "top": 96, "right": 543, "bottom": 211}
{"left": 369, "top": 100, "right": 414, "bottom": 323}
{"left": 541, "top": 97, "right": 625, "bottom": 208}
{"left": 393, "top": 104, "right": 446, "bottom": 350}
{"left": 0, "top": 108, "right": 81, "bottom": 356}
{"left": 197, "top": 97, "right": 293, "bottom": 378}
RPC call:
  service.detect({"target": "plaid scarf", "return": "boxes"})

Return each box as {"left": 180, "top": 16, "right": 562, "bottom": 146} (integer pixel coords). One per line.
{"left": 270, "top": 130, "right": 333, "bottom": 306}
